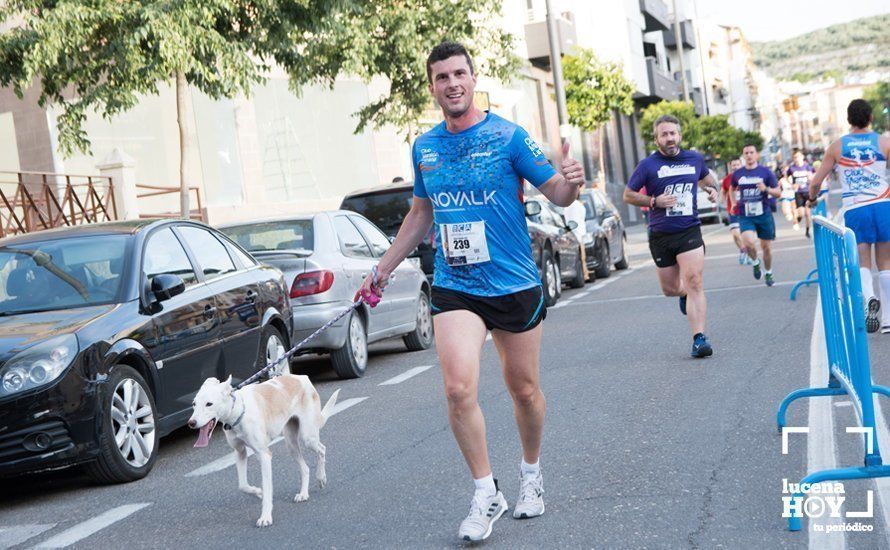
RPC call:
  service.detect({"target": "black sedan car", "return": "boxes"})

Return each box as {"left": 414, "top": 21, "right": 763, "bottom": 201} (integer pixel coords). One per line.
{"left": 0, "top": 220, "right": 292, "bottom": 483}
{"left": 579, "top": 189, "right": 629, "bottom": 279}
{"left": 524, "top": 197, "right": 585, "bottom": 306}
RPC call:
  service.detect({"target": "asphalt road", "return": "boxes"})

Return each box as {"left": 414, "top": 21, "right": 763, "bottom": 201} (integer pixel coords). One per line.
{"left": 4, "top": 215, "right": 890, "bottom": 549}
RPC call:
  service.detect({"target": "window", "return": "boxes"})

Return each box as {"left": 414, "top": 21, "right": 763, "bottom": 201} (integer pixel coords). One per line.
{"left": 349, "top": 216, "right": 391, "bottom": 257}
{"left": 340, "top": 191, "right": 413, "bottom": 237}
{"left": 593, "top": 191, "right": 608, "bottom": 215}
{"left": 332, "top": 216, "right": 373, "bottom": 258}
{"left": 177, "top": 226, "right": 237, "bottom": 280}
{"left": 227, "top": 242, "right": 257, "bottom": 269}
{"left": 143, "top": 229, "right": 197, "bottom": 287}
{"left": 222, "top": 219, "right": 314, "bottom": 253}
{"left": 582, "top": 195, "right": 596, "bottom": 220}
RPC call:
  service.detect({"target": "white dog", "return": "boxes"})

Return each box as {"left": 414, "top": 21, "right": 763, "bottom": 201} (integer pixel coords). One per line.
{"left": 189, "top": 374, "right": 339, "bottom": 527}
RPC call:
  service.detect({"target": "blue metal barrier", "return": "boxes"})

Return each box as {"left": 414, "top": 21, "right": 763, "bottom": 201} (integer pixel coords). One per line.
{"left": 789, "top": 200, "right": 828, "bottom": 300}
{"left": 776, "top": 215, "right": 890, "bottom": 531}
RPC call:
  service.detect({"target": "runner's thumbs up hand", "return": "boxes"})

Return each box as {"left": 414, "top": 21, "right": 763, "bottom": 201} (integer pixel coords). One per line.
{"left": 560, "top": 141, "right": 585, "bottom": 188}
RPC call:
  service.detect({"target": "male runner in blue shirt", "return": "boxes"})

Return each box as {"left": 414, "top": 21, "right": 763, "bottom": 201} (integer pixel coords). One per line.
{"left": 731, "top": 144, "right": 782, "bottom": 286}
{"left": 359, "top": 42, "right": 585, "bottom": 542}
{"left": 623, "top": 115, "right": 720, "bottom": 358}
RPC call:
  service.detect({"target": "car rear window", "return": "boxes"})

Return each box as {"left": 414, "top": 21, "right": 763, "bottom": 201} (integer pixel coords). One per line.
{"left": 222, "top": 220, "right": 314, "bottom": 253}
{"left": 340, "top": 191, "right": 414, "bottom": 236}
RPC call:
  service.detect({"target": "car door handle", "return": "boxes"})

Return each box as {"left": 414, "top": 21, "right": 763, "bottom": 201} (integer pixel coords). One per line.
{"left": 203, "top": 305, "right": 217, "bottom": 319}
{"left": 245, "top": 291, "right": 257, "bottom": 303}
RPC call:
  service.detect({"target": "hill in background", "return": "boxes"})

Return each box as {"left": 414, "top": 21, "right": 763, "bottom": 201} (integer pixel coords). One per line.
{"left": 750, "top": 14, "right": 890, "bottom": 82}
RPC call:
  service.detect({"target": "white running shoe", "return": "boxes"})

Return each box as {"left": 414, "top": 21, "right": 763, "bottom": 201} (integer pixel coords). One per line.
{"left": 513, "top": 471, "right": 545, "bottom": 519}
{"left": 882, "top": 325, "right": 890, "bottom": 334}
{"left": 793, "top": 223, "right": 800, "bottom": 231}
{"left": 458, "top": 490, "right": 508, "bottom": 542}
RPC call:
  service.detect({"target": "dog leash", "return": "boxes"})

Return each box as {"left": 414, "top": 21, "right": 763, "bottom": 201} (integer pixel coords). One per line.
{"left": 235, "top": 267, "right": 387, "bottom": 390}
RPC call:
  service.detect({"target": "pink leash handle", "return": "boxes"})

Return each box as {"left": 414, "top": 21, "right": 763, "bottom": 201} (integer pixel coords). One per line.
{"left": 359, "top": 265, "right": 385, "bottom": 308}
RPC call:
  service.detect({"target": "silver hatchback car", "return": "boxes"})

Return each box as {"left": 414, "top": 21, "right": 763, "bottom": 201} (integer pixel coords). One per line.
{"left": 220, "top": 211, "right": 433, "bottom": 379}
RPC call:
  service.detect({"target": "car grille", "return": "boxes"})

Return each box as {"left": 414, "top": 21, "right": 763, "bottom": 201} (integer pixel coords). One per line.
{"left": 0, "top": 419, "right": 73, "bottom": 464}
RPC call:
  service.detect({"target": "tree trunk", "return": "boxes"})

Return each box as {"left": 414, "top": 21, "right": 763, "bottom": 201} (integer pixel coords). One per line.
{"left": 176, "top": 71, "right": 191, "bottom": 219}
{"left": 598, "top": 126, "right": 606, "bottom": 188}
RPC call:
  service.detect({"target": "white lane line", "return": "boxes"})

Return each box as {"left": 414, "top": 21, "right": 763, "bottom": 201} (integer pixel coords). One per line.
{"left": 833, "top": 401, "right": 852, "bottom": 408}
{"left": 379, "top": 366, "right": 433, "bottom": 386}
{"left": 807, "top": 294, "right": 845, "bottom": 548}
{"left": 0, "top": 524, "right": 55, "bottom": 550}
{"left": 185, "top": 396, "right": 369, "bottom": 477}
{"left": 326, "top": 396, "right": 368, "bottom": 418}
{"left": 562, "top": 280, "right": 795, "bottom": 308}
{"left": 31, "top": 504, "right": 150, "bottom": 549}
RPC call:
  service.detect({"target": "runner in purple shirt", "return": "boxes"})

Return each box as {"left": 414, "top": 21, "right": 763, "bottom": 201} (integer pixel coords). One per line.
{"left": 731, "top": 144, "right": 781, "bottom": 286}
{"left": 786, "top": 150, "right": 815, "bottom": 237}
{"left": 624, "top": 114, "right": 720, "bottom": 358}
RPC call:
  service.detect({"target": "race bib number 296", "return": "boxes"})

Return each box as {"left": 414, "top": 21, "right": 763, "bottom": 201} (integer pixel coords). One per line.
{"left": 664, "top": 183, "right": 694, "bottom": 217}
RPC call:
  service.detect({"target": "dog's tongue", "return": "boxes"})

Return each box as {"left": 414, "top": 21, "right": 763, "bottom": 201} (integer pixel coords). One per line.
{"left": 193, "top": 419, "right": 216, "bottom": 448}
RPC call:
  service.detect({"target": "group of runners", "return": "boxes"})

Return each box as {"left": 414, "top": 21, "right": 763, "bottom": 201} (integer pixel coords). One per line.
{"left": 358, "top": 41, "right": 890, "bottom": 542}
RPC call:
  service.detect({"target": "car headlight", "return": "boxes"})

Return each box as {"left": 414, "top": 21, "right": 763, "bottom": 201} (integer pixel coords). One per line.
{"left": 407, "top": 257, "right": 422, "bottom": 269}
{"left": 0, "top": 334, "right": 78, "bottom": 398}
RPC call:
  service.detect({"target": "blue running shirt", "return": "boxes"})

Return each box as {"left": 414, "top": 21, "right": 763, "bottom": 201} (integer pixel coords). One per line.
{"left": 731, "top": 165, "right": 778, "bottom": 217}
{"left": 412, "top": 112, "right": 557, "bottom": 296}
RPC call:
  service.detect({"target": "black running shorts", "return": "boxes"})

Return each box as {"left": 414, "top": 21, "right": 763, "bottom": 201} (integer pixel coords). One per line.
{"left": 794, "top": 193, "right": 809, "bottom": 208}
{"left": 430, "top": 285, "right": 546, "bottom": 333}
{"left": 648, "top": 225, "right": 705, "bottom": 268}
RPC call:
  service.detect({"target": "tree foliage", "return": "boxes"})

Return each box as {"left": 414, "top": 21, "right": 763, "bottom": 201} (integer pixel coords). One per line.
{"left": 640, "top": 100, "right": 764, "bottom": 163}
{"left": 0, "top": 0, "right": 520, "bottom": 156}
{"left": 562, "top": 48, "right": 634, "bottom": 132}
{"left": 864, "top": 82, "right": 890, "bottom": 133}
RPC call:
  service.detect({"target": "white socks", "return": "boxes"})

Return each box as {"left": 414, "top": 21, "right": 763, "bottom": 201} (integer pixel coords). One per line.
{"left": 862, "top": 267, "right": 876, "bottom": 304}
{"left": 474, "top": 474, "right": 496, "bottom": 497}
{"left": 880, "top": 271, "right": 890, "bottom": 325}
{"left": 521, "top": 459, "right": 540, "bottom": 477}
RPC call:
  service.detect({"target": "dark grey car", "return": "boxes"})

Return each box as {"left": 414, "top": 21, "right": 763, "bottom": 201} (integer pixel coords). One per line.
{"left": 579, "top": 189, "right": 629, "bottom": 279}
{"left": 220, "top": 212, "right": 433, "bottom": 379}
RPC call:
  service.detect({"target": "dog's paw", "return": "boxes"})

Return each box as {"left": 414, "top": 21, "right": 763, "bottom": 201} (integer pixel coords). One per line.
{"left": 316, "top": 475, "right": 327, "bottom": 489}
{"left": 240, "top": 485, "right": 263, "bottom": 499}
{"left": 294, "top": 492, "right": 309, "bottom": 503}
{"left": 256, "top": 515, "right": 273, "bottom": 528}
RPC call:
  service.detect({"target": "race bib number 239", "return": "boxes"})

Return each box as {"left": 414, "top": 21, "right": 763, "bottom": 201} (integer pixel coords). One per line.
{"left": 440, "top": 221, "right": 491, "bottom": 266}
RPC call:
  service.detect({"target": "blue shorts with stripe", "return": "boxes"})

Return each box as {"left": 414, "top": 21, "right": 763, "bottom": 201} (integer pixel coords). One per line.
{"left": 844, "top": 202, "right": 890, "bottom": 244}
{"left": 430, "top": 285, "right": 546, "bottom": 333}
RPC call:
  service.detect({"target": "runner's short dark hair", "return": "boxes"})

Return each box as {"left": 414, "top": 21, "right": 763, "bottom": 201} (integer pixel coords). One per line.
{"left": 653, "top": 115, "right": 681, "bottom": 134}
{"left": 848, "top": 99, "right": 873, "bottom": 128}
{"left": 426, "top": 42, "right": 475, "bottom": 83}
{"left": 742, "top": 143, "right": 759, "bottom": 152}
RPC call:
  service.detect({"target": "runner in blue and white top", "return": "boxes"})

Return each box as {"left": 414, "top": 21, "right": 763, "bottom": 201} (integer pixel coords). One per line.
{"left": 623, "top": 114, "right": 720, "bottom": 358}
{"left": 359, "top": 41, "right": 586, "bottom": 543}
{"left": 731, "top": 144, "right": 781, "bottom": 286}
{"left": 810, "top": 99, "right": 890, "bottom": 333}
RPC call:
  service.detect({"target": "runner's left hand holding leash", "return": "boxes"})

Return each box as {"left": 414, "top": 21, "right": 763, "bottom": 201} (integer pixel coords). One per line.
{"left": 357, "top": 265, "right": 387, "bottom": 308}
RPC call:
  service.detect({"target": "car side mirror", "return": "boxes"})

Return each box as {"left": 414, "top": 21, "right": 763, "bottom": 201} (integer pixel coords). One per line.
{"left": 567, "top": 220, "right": 578, "bottom": 231}
{"left": 151, "top": 274, "right": 185, "bottom": 302}
{"left": 525, "top": 201, "right": 542, "bottom": 217}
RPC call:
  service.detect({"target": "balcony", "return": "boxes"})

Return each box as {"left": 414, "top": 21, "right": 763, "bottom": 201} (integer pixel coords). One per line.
{"left": 524, "top": 14, "right": 577, "bottom": 70}
{"left": 664, "top": 19, "right": 696, "bottom": 49}
{"left": 639, "top": 0, "right": 670, "bottom": 32}
{"left": 642, "top": 57, "right": 681, "bottom": 102}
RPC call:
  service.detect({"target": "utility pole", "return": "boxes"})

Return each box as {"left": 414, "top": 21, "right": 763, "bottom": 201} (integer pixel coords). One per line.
{"left": 545, "top": 0, "right": 570, "bottom": 142}
{"left": 672, "top": 0, "right": 690, "bottom": 102}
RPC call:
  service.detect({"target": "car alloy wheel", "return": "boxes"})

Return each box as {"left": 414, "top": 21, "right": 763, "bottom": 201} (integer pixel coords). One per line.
{"left": 349, "top": 314, "right": 368, "bottom": 370}
{"left": 111, "top": 378, "right": 156, "bottom": 468}
{"left": 265, "top": 332, "right": 287, "bottom": 377}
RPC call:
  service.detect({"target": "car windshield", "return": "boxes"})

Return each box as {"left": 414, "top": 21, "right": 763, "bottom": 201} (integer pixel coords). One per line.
{"left": 0, "top": 234, "right": 130, "bottom": 315}
{"left": 581, "top": 195, "right": 595, "bottom": 220}
{"left": 341, "top": 191, "right": 414, "bottom": 236}
{"left": 222, "top": 220, "right": 314, "bottom": 253}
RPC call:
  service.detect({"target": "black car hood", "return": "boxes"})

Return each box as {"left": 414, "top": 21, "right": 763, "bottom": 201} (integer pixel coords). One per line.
{"left": 0, "top": 304, "right": 115, "bottom": 355}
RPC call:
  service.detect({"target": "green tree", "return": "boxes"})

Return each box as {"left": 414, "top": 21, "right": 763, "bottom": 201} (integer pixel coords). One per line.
{"left": 864, "top": 82, "right": 890, "bottom": 133}
{"left": 0, "top": 0, "right": 518, "bottom": 217}
{"left": 562, "top": 48, "right": 634, "bottom": 180}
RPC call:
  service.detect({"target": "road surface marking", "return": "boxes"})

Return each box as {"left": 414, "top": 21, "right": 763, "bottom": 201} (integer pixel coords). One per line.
{"left": 0, "top": 525, "right": 55, "bottom": 550}
{"left": 32, "top": 504, "right": 150, "bottom": 549}
{"left": 562, "top": 280, "right": 795, "bottom": 308}
{"left": 379, "top": 366, "right": 433, "bottom": 386}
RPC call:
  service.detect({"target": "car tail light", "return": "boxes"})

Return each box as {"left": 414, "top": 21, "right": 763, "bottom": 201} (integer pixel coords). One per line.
{"left": 290, "top": 270, "right": 334, "bottom": 298}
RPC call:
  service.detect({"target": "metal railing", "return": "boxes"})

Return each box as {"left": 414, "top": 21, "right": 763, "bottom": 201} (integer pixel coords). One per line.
{"left": 789, "top": 199, "right": 828, "bottom": 300}
{"left": 135, "top": 183, "right": 205, "bottom": 222}
{"left": 776, "top": 214, "right": 890, "bottom": 531}
{"left": 0, "top": 171, "right": 117, "bottom": 238}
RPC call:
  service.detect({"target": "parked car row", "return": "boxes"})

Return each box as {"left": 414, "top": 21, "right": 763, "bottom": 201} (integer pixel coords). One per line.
{"left": 0, "top": 180, "right": 626, "bottom": 484}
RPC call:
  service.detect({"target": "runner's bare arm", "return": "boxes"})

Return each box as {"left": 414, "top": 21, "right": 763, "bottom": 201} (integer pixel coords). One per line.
{"left": 809, "top": 142, "right": 839, "bottom": 201}
{"left": 538, "top": 142, "right": 585, "bottom": 207}
{"left": 360, "top": 197, "right": 434, "bottom": 291}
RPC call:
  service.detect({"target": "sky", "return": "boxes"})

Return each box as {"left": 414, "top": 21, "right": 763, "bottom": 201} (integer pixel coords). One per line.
{"left": 693, "top": 0, "right": 890, "bottom": 42}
